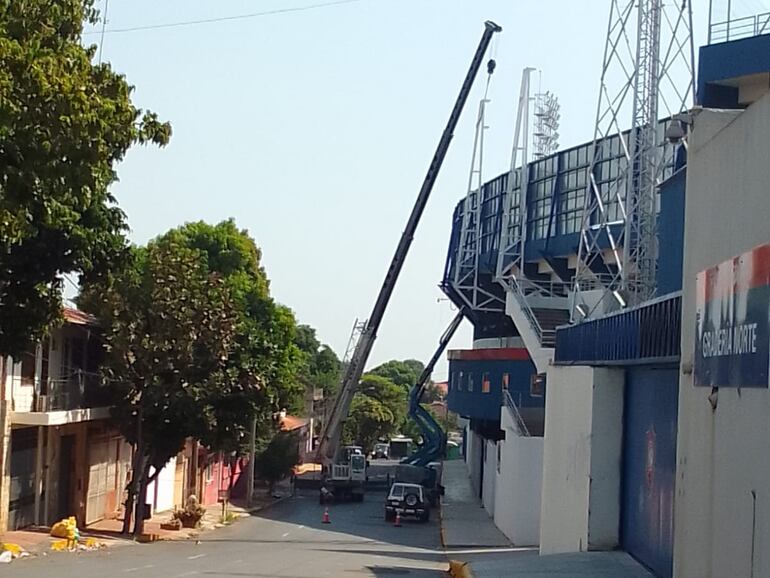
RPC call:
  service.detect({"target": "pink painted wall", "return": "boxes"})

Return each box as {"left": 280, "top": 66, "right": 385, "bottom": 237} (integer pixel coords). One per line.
{"left": 200, "top": 453, "right": 245, "bottom": 506}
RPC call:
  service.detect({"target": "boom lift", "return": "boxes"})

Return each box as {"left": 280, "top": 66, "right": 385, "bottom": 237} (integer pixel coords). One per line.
{"left": 314, "top": 21, "right": 502, "bottom": 502}
{"left": 402, "top": 310, "right": 465, "bottom": 468}
{"left": 394, "top": 310, "right": 464, "bottom": 505}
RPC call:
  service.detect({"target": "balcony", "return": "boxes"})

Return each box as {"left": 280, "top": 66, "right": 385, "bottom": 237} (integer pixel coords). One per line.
{"left": 12, "top": 373, "right": 112, "bottom": 426}
{"left": 554, "top": 292, "right": 681, "bottom": 366}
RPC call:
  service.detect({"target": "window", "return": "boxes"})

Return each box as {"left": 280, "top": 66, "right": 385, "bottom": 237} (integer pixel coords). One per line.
{"left": 458, "top": 371, "right": 464, "bottom": 391}
{"left": 20, "top": 352, "right": 35, "bottom": 386}
{"left": 40, "top": 340, "right": 49, "bottom": 395}
{"left": 482, "top": 372, "right": 490, "bottom": 393}
{"left": 205, "top": 460, "right": 214, "bottom": 483}
{"left": 496, "top": 442, "right": 502, "bottom": 473}
{"left": 467, "top": 372, "right": 474, "bottom": 392}
{"left": 389, "top": 484, "right": 404, "bottom": 499}
{"left": 530, "top": 373, "right": 545, "bottom": 397}
{"left": 502, "top": 373, "right": 509, "bottom": 390}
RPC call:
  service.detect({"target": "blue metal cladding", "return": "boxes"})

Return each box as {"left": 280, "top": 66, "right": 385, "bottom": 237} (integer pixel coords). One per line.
{"left": 657, "top": 169, "right": 686, "bottom": 294}
{"left": 446, "top": 358, "right": 540, "bottom": 420}
{"left": 554, "top": 293, "right": 681, "bottom": 365}
{"left": 621, "top": 367, "right": 679, "bottom": 578}
{"left": 442, "top": 123, "right": 681, "bottom": 296}
{"left": 699, "top": 33, "right": 770, "bottom": 108}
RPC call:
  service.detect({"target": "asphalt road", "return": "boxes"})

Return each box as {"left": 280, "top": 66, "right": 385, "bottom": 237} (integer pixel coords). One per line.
{"left": 8, "top": 490, "right": 447, "bottom": 578}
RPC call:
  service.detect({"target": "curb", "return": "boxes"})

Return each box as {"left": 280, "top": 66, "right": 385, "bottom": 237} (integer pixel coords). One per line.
{"left": 447, "top": 560, "right": 474, "bottom": 578}
{"left": 244, "top": 494, "right": 292, "bottom": 515}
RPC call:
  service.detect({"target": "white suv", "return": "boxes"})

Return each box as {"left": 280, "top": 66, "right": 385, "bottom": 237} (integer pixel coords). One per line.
{"left": 384, "top": 482, "right": 429, "bottom": 522}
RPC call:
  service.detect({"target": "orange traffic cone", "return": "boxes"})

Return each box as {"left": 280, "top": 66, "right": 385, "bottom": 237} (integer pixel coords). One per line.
{"left": 322, "top": 508, "right": 331, "bottom": 524}
{"left": 394, "top": 511, "right": 402, "bottom": 527}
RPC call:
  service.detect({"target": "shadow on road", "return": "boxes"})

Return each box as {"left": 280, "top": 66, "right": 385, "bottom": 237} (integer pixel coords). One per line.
{"left": 202, "top": 489, "right": 446, "bottom": 570}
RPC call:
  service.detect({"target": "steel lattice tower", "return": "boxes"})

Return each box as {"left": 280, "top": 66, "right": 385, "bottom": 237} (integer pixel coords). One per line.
{"left": 573, "top": 0, "right": 695, "bottom": 317}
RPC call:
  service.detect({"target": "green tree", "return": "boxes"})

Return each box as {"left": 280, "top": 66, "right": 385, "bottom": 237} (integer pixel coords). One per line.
{"left": 370, "top": 359, "right": 425, "bottom": 390}
{"left": 343, "top": 373, "right": 407, "bottom": 452}
{"left": 343, "top": 396, "right": 396, "bottom": 454}
{"left": 159, "top": 220, "right": 304, "bottom": 454}
{"left": 0, "top": 0, "right": 170, "bottom": 357}
{"left": 294, "top": 324, "right": 341, "bottom": 398}
{"left": 80, "top": 240, "right": 238, "bottom": 536}
{"left": 256, "top": 431, "right": 300, "bottom": 493}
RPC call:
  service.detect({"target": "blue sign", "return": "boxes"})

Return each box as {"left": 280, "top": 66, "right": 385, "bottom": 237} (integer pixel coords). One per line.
{"left": 694, "top": 244, "right": 770, "bottom": 388}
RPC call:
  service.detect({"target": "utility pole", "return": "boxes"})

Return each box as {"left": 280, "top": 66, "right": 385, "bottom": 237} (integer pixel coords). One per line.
{"left": 246, "top": 414, "right": 257, "bottom": 507}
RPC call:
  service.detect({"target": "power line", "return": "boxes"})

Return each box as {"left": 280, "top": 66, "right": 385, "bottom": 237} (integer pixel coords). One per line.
{"left": 83, "top": 0, "right": 367, "bottom": 35}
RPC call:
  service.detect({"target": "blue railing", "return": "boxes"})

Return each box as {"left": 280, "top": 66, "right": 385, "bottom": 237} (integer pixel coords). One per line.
{"left": 554, "top": 292, "right": 681, "bottom": 365}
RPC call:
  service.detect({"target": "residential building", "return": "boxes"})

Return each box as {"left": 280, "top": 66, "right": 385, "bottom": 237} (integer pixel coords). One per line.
{"left": 0, "top": 308, "right": 129, "bottom": 531}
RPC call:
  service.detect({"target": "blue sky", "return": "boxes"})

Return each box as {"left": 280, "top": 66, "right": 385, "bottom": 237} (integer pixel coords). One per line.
{"left": 84, "top": 0, "right": 714, "bottom": 378}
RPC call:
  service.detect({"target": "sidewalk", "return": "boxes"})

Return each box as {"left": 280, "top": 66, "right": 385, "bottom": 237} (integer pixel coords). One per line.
{"left": 0, "top": 480, "right": 292, "bottom": 556}
{"left": 441, "top": 459, "right": 510, "bottom": 548}
{"left": 441, "top": 459, "right": 653, "bottom": 578}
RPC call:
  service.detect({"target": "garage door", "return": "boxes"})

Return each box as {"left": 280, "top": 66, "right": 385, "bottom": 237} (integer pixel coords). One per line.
{"left": 86, "top": 438, "right": 112, "bottom": 525}
{"left": 621, "top": 367, "right": 678, "bottom": 578}
{"left": 9, "top": 428, "right": 37, "bottom": 530}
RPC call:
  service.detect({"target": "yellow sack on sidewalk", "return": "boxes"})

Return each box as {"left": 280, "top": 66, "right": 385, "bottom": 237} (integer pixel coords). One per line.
{"left": 50, "top": 516, "right": 79, "bottom": 540}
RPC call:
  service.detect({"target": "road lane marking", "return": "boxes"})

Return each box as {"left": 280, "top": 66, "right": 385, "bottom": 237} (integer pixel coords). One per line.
{"left": 124, "top": 565, "right": 154, "bottom": 573}
{"left": 176, "top": 572, "right": 198, "bottom": 577}
{"left": 187, "top": 554, "right": 206, "bottom": 560}
{"left": 282, "top": 531, "right": 291, "bottom": 537}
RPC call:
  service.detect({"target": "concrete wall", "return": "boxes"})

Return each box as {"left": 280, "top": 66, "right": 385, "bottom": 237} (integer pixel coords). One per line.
{"left": 9, "top": 360, "right": 34, "bottom": 412}
{"left": 494, "top": 407, "right": 543, "bottom": 546}
{"left": 675, "top": 96, "right": 770, "bottom": 578}
{"left": 540, "top": 365, "right": 624, "bottom": 555}
{"left": 465, "top": 427, "right": 483, "bottom": 499}
{"left": 482, "top": 439, "right": 496, "bottom": 514}
{"left": 586, "top": 371, "right": 624, "bottom": 549}
{"left": 148, "top": 456, "right": 177, "bottom": 513}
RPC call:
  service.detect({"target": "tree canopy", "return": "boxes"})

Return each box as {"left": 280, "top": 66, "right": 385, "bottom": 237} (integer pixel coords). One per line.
{"left": 80, "top": 220, "right": 304, "bottom": 534}
{"left": 294, "top": 324, "right": 341, "bottom": 398}
{"left": 79, "top": 238, "right": 237, "bottom": 534}
{"left": 159, "top": 220, "right": 304, "bottom": 453}
{"left": 0, "top": 0, "right": 170, "bottom": 357}
{"left": 255, "top": 431, "right": 300, "bottom": 493}
{"left": 369, "top": 359, "right": 425, "bottom": 390}
{"left": 343, "top": 373, "right": 407, "bottom": 453}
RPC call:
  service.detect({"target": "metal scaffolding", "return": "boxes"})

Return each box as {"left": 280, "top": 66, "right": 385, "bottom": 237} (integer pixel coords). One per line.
{"left": 572, "top": 0, "right": 695, "bottom": 318}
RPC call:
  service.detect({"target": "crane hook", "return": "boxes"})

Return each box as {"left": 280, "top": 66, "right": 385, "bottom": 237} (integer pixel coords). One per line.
{"left": 487, "top": 59, "right": 496, "bottom": 75}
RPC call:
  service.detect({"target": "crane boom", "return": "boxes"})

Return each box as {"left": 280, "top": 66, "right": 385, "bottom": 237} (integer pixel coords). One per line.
{"left": 317, "top": 21, "right": 502, "bottom": 465}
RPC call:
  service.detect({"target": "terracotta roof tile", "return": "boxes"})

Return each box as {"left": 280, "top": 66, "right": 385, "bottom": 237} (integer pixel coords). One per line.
{"left": 63, "top": 307, "right": 98, "bottom": 326}
{"left": 280, "top": 415, "right": 308, "bottom": 432}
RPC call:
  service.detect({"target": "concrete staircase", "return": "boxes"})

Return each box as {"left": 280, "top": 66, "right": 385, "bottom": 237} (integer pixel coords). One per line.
{"left": 504, "top": 280, "right": 571, "bottom": 374}
{"left": 530, "top": 308, "right": 571, "bottom": 347}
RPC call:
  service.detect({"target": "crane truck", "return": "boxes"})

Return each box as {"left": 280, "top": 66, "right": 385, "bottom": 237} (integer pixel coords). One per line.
{"left": 313, "top": 20, "right": 502, "bottom": 503}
